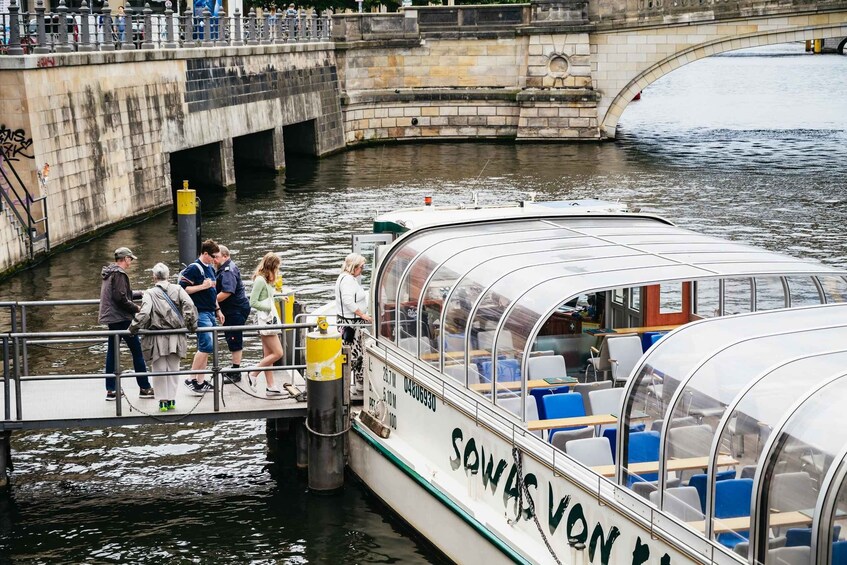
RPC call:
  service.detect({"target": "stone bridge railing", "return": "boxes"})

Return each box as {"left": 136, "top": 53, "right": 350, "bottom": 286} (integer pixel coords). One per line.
{"left": 333, "top": 0, "right": 847, "bottom": 41}
{"left": 0, "top": 0, "right": 330, "bottom": 55}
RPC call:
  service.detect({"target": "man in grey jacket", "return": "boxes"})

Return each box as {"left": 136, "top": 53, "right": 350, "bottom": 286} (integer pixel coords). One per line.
{"left": 99, "top": 247, "right": 154, "bottom": 401}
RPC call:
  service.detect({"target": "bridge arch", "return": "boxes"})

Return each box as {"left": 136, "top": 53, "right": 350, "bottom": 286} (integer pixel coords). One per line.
{"left": 839, "top": 36, "right": 847, "bottom": 53}
{"left": 600, "top": 22, "right": 847, "bottom": 138}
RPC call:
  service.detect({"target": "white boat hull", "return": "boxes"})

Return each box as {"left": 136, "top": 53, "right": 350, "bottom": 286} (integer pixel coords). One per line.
{"left": 348, "top": 342, "right": 731, "bottom": 565}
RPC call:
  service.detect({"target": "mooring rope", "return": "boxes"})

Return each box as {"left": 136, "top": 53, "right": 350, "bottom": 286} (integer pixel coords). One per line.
{"left": 512, "top": 446, "right": 563, "bottom": 565}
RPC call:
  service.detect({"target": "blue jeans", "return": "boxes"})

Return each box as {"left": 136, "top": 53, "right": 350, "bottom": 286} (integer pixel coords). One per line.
{"left": 104, "top": 320, "right": 151, "bottom": 391}
{"left": 196, "top": 310, "right": 216, "bottom": 353}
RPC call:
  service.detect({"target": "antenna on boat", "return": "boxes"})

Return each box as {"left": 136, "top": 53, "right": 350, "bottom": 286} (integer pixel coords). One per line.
{"left": 469, "top": 158, "right": 492, "bottom": 208}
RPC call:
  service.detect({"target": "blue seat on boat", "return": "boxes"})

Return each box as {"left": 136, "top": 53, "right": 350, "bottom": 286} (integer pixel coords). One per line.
{"left": 478, "top": 359, "right": 521, "bottom": 383}
{"left": 626, "top": 431, "right": 660, "bottom": 486}
{"left": 602, "top": 423, "right": 645, "bottom": 463}
{"left": 688, "top": 469, "right": 736, "bottom": 513}
{"left": 530, "top": 387, "right": 569, "bottom": 420}
{"left": 541, "top": 393, "right": 588, "bottom": 440}
{"left": 786, "top": 525, "right": 841, "bottom": 548}
{"left": 833, "top": 540, "right": 847, "bottom": 565}
{"left": 641, "top": 331, "right": 667, "bottom": 352}
{"left": 714, "top": 479, "right": 753, "bottom": 549}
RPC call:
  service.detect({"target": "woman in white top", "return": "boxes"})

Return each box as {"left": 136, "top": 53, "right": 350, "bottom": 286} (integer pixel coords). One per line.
{"left": 336, "top": 253, "right": 372, "bottom": 392}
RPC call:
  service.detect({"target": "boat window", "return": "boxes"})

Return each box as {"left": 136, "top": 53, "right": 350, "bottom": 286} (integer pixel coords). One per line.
{"left": 759, "top": 377, "right": 847, "bottom": 562}
{"left": 424, "top": 230, "right": 588, "bottom": 371}
{"left": 754, "top": 277, "right": 787, "bottom": 311}
{"left": 695, "top": 279, "right": 720, "bottom": 318}
{"left": 659, "top": 283, "right": 685, "bottom": 315}
{"left": 819, "top": 275, "right": 847, "bottom": 304}
{"left": 821, "top": 458, "right": 847, "bottom": 565}
{"left": 392, "top": 222, "right": 544, "bottom": 353}
{"left": 723, "top": 278, "right": 753, "bottom": 315}
{"left": 786, "top": 276, "right": 824, "bottom": 306}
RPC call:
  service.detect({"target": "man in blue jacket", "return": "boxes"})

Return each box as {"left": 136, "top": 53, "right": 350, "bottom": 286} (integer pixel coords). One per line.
{"left": 180, "top": 239, "right": 225, "bottom": 395}
{"left": 99, "top": 247, "right": 154, "bottom": 401}
{"left": 214, "top": 244, "right": 250, "bottom": 383}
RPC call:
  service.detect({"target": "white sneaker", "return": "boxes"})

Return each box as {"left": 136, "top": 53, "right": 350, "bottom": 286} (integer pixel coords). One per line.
{"left": 266, "top": 387, "right": 282, "bottom": 397}
{"left": 246, "top": 372, "right": 257, "bottom": 392}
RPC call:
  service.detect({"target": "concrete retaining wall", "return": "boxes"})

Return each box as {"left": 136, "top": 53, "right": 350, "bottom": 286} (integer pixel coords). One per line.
{"left": 0, "top": 43, "right": 344, "bottom": 274}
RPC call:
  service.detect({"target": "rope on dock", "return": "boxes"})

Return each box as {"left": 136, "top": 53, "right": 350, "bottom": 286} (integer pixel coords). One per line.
{"left": 303, "top": 419, "right": 350, "bottom": 438}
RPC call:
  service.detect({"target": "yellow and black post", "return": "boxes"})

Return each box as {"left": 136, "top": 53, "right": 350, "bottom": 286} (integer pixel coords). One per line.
{"left": 177, "top": 180, "right": 198, "bottom": 266}
{"left": 305, "top": 316, "right": 345, "bottom": 492}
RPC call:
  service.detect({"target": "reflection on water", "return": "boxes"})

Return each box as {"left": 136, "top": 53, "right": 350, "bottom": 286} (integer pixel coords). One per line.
{"left": 1, "top": 43, "right": 846, "bottom": 562}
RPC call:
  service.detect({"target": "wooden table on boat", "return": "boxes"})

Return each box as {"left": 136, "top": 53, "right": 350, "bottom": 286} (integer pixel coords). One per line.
{"left": 591, "top": 454, "right": 739, "bottom": 478}
{"left": 527, "top": 413, "right": 625, "bottom": 431}
{"left": 686, "top": 510, "right": 811, "bottom": 534}
{"left": 468, "top": 378, "right": 579, "bottom": 394}
{"left": 590, "top": 325, "right": 681, "bottom": 336}
{"left": 422, "top": 350, "right": 492, "bottom": 362}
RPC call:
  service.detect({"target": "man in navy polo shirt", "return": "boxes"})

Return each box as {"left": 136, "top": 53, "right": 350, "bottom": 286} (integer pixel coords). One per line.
{"left": 214, "top": 244, "right": 251, "bottom": 383}
{"left": 180, "top": 239, "right": 224, "bottom": 395}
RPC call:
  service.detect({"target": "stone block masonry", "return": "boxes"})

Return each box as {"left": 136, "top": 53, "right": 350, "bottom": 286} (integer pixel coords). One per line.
{"left": 0, "top": 44, "right": 344, "bottom": 274}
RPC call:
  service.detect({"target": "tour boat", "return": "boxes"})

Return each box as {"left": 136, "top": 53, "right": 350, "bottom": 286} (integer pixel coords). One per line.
{"left": 343, "top": 198, "right": 847, "bottom": 564}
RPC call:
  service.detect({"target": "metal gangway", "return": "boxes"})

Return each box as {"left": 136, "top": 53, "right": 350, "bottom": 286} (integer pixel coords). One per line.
{"left": 0, "top": 297, "right": 326, "bottom": 431}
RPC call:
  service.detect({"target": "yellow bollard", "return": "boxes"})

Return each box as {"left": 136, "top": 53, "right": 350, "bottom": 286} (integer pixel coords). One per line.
{"left": 305, "top": 316, "right": 345, "bottom": 491}
{"left": 814, "top": 39, "right": 822, "bottom": 54}
{"left": 176, "top": 181, "right": 197, "bottom": 266}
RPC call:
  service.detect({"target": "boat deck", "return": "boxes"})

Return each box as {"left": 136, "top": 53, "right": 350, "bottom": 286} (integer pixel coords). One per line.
{"left": 0, "top": 369, "right": 309, "bottom": 430}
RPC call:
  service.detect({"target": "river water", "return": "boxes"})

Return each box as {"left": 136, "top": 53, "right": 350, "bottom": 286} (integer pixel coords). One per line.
{"left": 0, "top": 43, "right": 846, "bottom": 562}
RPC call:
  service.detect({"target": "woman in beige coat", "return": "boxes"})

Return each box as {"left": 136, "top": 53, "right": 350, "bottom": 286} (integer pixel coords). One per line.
{"left": 130, "top": 262, "right": 198, "bottom": 412}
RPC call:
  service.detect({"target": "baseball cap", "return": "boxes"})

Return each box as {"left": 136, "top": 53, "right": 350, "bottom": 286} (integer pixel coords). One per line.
{"left": 115, "top": 247, "right": 138, "bottom": 260}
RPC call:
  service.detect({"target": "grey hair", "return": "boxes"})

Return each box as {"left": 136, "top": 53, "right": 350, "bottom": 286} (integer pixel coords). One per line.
{"left": 218, "top": 244, "right": 230, "bottom": 258}
{"left": 342, "top": 253, "right": 366, "bottom": 275}
{"left": 151, "top": 262, "right": 170, "bottom": 281}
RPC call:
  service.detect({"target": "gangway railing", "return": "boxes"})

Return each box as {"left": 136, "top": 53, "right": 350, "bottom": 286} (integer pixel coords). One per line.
{"left": 0, "top": 296, "right": 346, "bottom": 423}
{"left": 4, "top": 322, "right": 312, "bottom": 421}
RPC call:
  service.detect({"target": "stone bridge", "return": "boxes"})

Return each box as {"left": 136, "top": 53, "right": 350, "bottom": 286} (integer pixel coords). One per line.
{"left": 0, "top": 0, "right": 846, "bottom": 272}
{"left": 335, "top": 0, "right": 847, "bottom": 142}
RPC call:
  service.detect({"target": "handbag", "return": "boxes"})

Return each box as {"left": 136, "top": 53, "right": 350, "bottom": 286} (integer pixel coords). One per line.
{"left": 256, "top": 296, "right": 280, "bottom": 336}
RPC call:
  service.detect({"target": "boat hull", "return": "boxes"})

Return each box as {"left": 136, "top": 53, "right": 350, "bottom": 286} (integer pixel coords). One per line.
{"left": 347, "top": 342, "right": 721, "bottom": 565}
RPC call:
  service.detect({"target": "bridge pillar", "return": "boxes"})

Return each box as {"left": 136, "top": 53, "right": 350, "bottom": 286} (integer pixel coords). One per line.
{"left": 215, "top": 139, "right": 236, "bottom": 188}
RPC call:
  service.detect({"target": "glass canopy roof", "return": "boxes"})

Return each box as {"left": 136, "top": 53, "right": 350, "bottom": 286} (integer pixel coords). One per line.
{"left": 374, "top": 214, "right": 844, "bottom": 385}
{"left": 620, "top": 303, "right": 847, "bottom": 564}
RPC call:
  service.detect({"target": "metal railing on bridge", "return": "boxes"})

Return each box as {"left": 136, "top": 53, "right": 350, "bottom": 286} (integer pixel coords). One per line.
{"left": 0, "top": 0, "right": 331, "bottom": 56}
{"left": 0, "top": 297, "right": 337, "bottom": 427}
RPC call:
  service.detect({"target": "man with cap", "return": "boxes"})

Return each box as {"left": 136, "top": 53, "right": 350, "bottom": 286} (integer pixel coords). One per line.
{"left": 99, "top": 247, "right": 154, "bottom": 401}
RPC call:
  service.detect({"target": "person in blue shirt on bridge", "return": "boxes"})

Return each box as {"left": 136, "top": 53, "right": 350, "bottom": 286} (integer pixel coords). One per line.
{"left": 180, "top": 239, "right": 225, "bottom": 395}
{"left": 214, "top": 244, "right": 250, "bottom": 384}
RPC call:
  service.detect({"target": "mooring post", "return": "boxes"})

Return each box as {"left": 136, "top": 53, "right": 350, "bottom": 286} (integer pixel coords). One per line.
{"left": 293, "top": 417, "right": 308, "bottom": 470}
{"left": 305, "top": 316, "right": 344, "bottom": 492}
{"left": 177, "top": 181, "right": 198, "bottom": 266}
{"left": 0, "top": 431, "right": 11, "bottom": 489}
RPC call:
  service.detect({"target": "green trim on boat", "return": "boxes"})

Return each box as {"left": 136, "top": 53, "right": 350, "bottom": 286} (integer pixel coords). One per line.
{"left": 352, "top": 420, "right": 530, "bottom": 565}
{"left": 373, "top": 220, "right": 407, "bottom": 234}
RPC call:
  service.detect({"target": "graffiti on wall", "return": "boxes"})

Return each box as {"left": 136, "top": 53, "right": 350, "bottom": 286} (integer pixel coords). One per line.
{"left": 0, "top": 125, "right": 34, "bottom": 162}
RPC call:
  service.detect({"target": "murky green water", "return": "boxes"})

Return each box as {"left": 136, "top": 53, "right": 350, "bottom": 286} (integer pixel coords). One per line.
{"left": 0, "top": 44, "right": 846, "bottom": 562}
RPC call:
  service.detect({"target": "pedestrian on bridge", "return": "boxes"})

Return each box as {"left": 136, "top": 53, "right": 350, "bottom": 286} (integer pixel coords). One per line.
{"left": 130, "top": 263, "right": 198, "bottom": 412}
{"left": 247, "top": 252, "right": 283, "bottom": 396}
{"left": 180, "top": 239, "right": 225, "bottom": 396}
{"left": 214, "top": 245, "right": 251, "bottom": 383}
{"left": 99, "top": 247, "right": 155, "bottom": 402}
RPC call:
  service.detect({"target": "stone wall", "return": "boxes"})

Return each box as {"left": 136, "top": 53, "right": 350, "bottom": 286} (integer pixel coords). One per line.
{"left": 0, "top": 43, "right": 344, "bottom": 273}
{"left": 335, "top": 21, "right": 600, "bottom": 143}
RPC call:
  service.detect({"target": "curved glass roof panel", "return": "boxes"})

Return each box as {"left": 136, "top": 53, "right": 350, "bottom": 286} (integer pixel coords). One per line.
{"left": 757, "top": 375, "right": 847, "bottom": 564}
